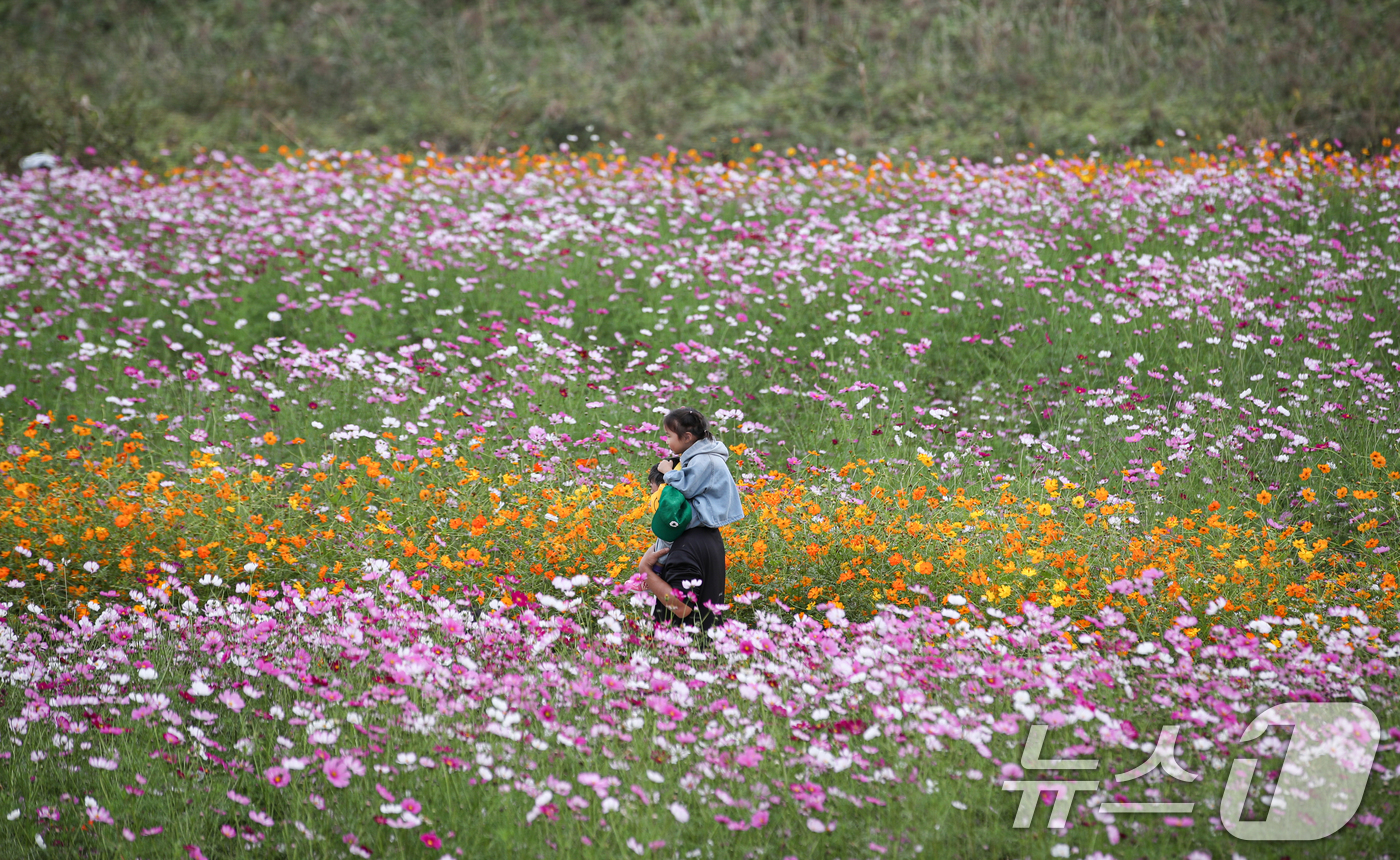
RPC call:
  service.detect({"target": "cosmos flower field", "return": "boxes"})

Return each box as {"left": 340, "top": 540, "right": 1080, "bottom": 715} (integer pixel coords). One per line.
{"left": 2, "top": 137, "right": 1399, "bottom": 858}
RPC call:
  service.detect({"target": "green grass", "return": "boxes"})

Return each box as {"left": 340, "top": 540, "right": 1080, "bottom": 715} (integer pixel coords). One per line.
{"left": 4, "top": 0, "right": 1400, "bottom": 169}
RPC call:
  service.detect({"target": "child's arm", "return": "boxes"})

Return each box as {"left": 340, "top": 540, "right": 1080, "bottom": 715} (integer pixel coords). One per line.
{"left": 662, "top": 455, "right": 722, "bottom": 499}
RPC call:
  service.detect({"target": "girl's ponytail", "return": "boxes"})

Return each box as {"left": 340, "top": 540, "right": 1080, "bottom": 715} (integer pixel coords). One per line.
{"left": 664, "top": 407, "right": 714, "bottom": 442}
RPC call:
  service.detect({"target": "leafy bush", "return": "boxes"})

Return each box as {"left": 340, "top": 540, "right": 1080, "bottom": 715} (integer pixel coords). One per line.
{"left": 0, "top": 69, "right": 142, "bottom": 172}
{"left": 2, "top": 0, "right": 1399, "bottom": 159}
{"left": 0, "top": 72, "right": 57, "bottom": 170}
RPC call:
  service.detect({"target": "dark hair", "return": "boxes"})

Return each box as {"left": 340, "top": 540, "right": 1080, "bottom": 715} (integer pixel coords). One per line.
{"left": 663, "top": 407, "right": 714, "bottom": 443}
{"left": 647, "top": 459, "right": 678, "bottom": 487}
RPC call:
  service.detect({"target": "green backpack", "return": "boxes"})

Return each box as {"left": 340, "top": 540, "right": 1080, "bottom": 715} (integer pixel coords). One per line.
{"left": 651, "top": 484, "right": 693, "bottom": 541}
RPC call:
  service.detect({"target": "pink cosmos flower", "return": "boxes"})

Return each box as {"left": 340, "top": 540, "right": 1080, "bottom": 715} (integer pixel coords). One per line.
{"left": 265, "top": 765, "right": 291, "bottom": 788}
{"left": 420, "top": 832, "right": 442, "bottom": 849}
{"left": 217, "top": 689, "right": 245, "bottom": 712}
{"left": 323, "top": 758, "right": 352, "bottom": 788}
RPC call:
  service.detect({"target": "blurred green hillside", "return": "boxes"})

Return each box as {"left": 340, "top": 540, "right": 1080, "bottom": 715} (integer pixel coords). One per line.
{"left": 2, "top": 0, "right": 1399, "bottom": 168}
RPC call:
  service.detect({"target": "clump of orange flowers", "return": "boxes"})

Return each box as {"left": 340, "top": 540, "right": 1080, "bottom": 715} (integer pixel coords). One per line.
{"left": 1, "top": 416, "right": 1394, "bottom": 633}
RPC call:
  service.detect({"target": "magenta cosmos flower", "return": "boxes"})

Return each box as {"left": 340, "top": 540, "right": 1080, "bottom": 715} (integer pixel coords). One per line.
{"left": 323, "top": 757, "right": 352, "bottom": 788}
{"left": 264, "top": 765, "right": 291, "bottom": 788}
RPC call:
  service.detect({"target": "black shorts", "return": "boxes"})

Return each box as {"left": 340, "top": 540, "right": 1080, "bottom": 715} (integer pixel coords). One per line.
{"left": 650, "top": 526, "right": 726, "bottom": 630}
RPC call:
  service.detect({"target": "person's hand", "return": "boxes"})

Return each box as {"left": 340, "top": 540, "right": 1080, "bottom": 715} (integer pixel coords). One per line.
{"left": 638, "top": 545, "right": 670, "bottom": 577}
{"left": 657, "top": 458, "right": 674, "bottom": 474}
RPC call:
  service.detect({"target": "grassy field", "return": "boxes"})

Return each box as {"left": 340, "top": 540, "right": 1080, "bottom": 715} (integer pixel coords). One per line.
{"left": 3, "top": 0, "right": 1400, "bottom": 168}
{"left": 0, "top": 139, "right": 1398, "bottom": 857}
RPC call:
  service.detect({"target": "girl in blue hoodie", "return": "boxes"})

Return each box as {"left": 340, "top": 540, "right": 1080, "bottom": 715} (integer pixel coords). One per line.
{"left": 640, "top": 407, "right": 744, "bottom": 627}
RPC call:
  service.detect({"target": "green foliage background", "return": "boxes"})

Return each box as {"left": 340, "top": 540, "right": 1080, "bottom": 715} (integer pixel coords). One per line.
{"left": 2, "top": 0, "right": 1399, "bottom": 165}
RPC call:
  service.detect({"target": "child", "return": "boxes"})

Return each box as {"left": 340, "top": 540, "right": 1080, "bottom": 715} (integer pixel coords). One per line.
{"left": 640, "top": 407, "right": 744, "bottom": 628}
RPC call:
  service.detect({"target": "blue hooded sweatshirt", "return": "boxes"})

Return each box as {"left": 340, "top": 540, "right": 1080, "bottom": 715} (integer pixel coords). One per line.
{"left": 662, "top": 438, "right": 745, "bottom": 529}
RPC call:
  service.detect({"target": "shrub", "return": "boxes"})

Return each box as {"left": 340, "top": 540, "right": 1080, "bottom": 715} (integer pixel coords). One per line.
{"left": 0, "top": 69, "right": 141, "bottom": 172}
